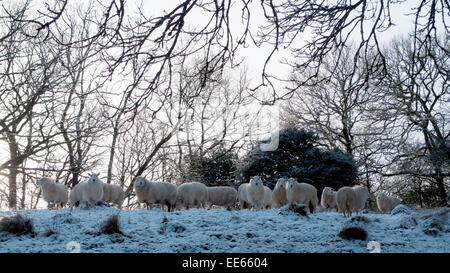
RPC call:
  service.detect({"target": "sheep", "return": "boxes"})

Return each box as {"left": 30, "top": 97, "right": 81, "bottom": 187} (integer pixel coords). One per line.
{"left": 376, "top": 192, "right": 401, "bottom": 213}
{"left": 36, "top": 177, "right": 68, "bottom": 209}
{"left": 272, "top": 178, "right": 288, "bottom": 208}
{"left": 336, "top": 185, "right": 369, "bottom": 217}
{"left": 263, "top": 185, "right": 273, "bottom": 209}
{"left": 206, "top": 186, "right": 237, "bottom": 208}
{"left": 352, "top": 185, "right": 370, "bottom": 211}
{"left": 237, "top": 176, "right": 266, "bottom": 210}
{"left": 336, "top": 187, "right": 356, "bottom": 217}
{"left": 285, "top": 178, "right": 319, "bottom": 213}
{"left": 102, "top": 183, "right": 125, "bottom": 209}
{"left": 238, "top": 183, "right": 250, "bottom": 209}
{"left": 176, "top": 181, "right": 208, "bottom": 210}
{"left": 320, "top": 187, "right": 337, "bottom": 211}
{"left": 69, "top": 173, "right": 104, "bottom": 209}
{"left": 134, "top": 176, "right": 177, "bottom": 212}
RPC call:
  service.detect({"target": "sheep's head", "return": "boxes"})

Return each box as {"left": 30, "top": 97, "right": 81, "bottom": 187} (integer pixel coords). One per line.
{"left": 36, "top": 177, "right": 47, "bottom": 186}
{"left": 135, "top": 176, "right": 146, "bottom": 188}
{"left": 287, "top": 178, "right": 297, "bottom": 189}
{"left": 250, "top": 176, "right": 262, "bottom": 187}
{"left": 175, "top": 198, "right": 183, "bottom": 210}
{"left": 324, "top": 187, "right": 334, "bottom": 195}
{"left": 276, "top": 178, "right": 287, "bottom": 189}
{"left": 88, "top": 173, "right": 102, "bottom": 184}
{"left": 377, "top": 192, "right": 386, "bottom": 200}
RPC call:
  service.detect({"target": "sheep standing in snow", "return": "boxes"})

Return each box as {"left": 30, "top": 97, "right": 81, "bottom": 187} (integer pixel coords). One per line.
{"left": 336, "top": 185, "right": 369, "bottom": 217}
{"left": 263, "top": 185, "right": 273, "bottom": 209}
{"left": 376, "top": 192, "right": 401, "bottom": 213}
{"left": 336, "top": 187, "right": 356, "bottom": 217}
{"left": 102, "top": 183, "right": 125, "bottom": 209}
{"left": 272, "top": 178, "right": 288, "bottom": 208}
{"left": 36, "top": 177, "right": 68, "bottom": 209}
{"left": 134, "top": 176, "right": 177, "bottom": 212}
{"left": 176, "top": 181, "right": 208, "bottom": 210}
{"left": 238, "top": 176, "right": 266, "bottom": 210}
{"left": 285, "top": 178, "right": 319, "bottom": 213}
{"left": 69, "top": 173, "right": 104, "bottom": 209}
{"left": 206, "top": 186, "right": 237, "bottom": 208}
{"left": 352, "top": 185, "right": 370, "bottom": 211}
{"left": 320, "top": 187, "right": 337, "bottom": 211}
{"left": 238, "top": 183, "right": 250, "bottom": 209}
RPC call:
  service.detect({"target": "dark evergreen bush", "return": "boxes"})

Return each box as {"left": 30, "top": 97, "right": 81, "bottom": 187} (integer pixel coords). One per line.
{"left": 239, "top": 127, "right": 358, "bottom": 194}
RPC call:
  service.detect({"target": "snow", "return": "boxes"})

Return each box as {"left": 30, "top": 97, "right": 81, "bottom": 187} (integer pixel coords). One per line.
{"left": 0, "top": 206, "right": 448, "bottom": 253}
{"left": 391, "top": 204, "right": 412, "bottom": 215}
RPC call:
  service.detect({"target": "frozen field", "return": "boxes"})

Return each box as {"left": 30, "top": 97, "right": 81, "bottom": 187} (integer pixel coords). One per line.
{"left": 0, "top": 206, "right": 448, "bottom": 253}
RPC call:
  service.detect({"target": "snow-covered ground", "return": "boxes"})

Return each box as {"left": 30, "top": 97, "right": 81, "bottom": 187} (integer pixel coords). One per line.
{"left": 0, "top": 206, "right": 448, "bottom": 253}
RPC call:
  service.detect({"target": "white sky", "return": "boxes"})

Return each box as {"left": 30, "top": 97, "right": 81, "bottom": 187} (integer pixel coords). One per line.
{"left": 123, "top": 0, "right": 425, "bottom": 91}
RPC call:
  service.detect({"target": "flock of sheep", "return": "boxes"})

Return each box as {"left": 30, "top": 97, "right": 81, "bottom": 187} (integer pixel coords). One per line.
{"left": 35, "top": 174, "right": 402, "bottom": 216}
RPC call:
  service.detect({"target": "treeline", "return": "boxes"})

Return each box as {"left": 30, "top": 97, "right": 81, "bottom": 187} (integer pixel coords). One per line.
{"left": 0, "top": 1, "right": 448, "bottom": 209}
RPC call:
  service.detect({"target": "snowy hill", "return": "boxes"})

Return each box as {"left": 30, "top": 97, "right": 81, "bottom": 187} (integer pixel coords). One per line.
{"left": 0, "top": 206, "right": 448, "bottom": 253}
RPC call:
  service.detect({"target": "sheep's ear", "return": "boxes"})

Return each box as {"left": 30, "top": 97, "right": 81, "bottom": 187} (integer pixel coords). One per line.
{"left": 97, "top": 172, "right": 100, "bottom": 176}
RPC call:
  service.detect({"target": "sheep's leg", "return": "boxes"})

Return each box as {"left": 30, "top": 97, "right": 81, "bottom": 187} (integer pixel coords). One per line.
{"left": 165, "top": 201, "right": 171, "bottom": 212}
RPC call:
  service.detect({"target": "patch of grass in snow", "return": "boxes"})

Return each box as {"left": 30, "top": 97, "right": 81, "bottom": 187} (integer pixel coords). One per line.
{"left": 338, "top": 226, "right": 368, "bottom": 241}
{"left": 99, "top": 214, "right": 124, "bottom": 235}
{"left": 349, "top": 215, "right": 371, "bottom": 224}
{"left": 0, "top": 213, "right": 35, "bottom": 237}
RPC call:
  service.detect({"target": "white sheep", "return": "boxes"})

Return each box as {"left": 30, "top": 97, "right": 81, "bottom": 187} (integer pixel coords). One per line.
{"left": 238, "top": 176, "right": 266, "bottom": 210}
{"left": 320, "top": 187, "right": 337, "bottom": 211}
{"left": 176, "top": 181, "right": 208, "bottom": 210}
{"left": 376, "top": 192, "right": 401, "bottom": 213}
{"left": 272, "top": 178, "right": 288, "bottom": 208}
{"left": 263, "top": 185, "right": 273, "bottom": 209}
{"left": 238, "top": 183, "right": 250, "bottom": 209}
{"left": 134, "top": 176, "right": 177, "bottom": 212}
{"left": 102, "top": 183, "right": 125, "bottom": 209}
{"left": 206, "top": 186, "right": 237, "bottom": 208}
{"left": 285, "top": 178, "right": 319, "bottom": 213}
{"left": 69, "top": 173, "right": 104, "bottom": 209}
{"left": 336, "top": 187, "right": 356, "bottom": 217}
{"left": 352, "top": 185, "right": 370, "bottom": 211}
{"left": 36, "top": 177, "right": 68, "bottom": 209}
{"left": 336, "top": 185, "right": 369, "bottom": 217}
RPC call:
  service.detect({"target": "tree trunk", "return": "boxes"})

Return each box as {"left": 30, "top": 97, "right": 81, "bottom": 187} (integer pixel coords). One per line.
{"left": 107, "top": 127, "right": 119, "bottom": 184}
{"left": 71, "top": 170, "right": 80, "bottom": 188}
{"left": 8, "top": 168, "right": 18, "bottom": 209}
{"left": 422, "top": 126, "right": 447, "bottom": 206}
{"left": 417, "top": 181, "right": 423, "bottom": 208}
{"left": 21, "top": 171, "right": 26, "bottom": 209}
{"left": 434, "top": 170, "right": 448, "bottom": 206}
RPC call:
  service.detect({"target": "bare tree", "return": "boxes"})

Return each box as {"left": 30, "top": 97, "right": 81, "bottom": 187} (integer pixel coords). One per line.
{"left": 282, "top": 46, "right": 398, "bottom": 201}
{"left": 377, "top": 34, "right": 449, "bottom": 205}
{"left": 50, "top": 6, "right": 107, "bottom": 188}
{"left": 0, "top": 7, "right": 69, "bottom": 208}
{"left": 12, "top": 0, "right": 447, "bottom": 104}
